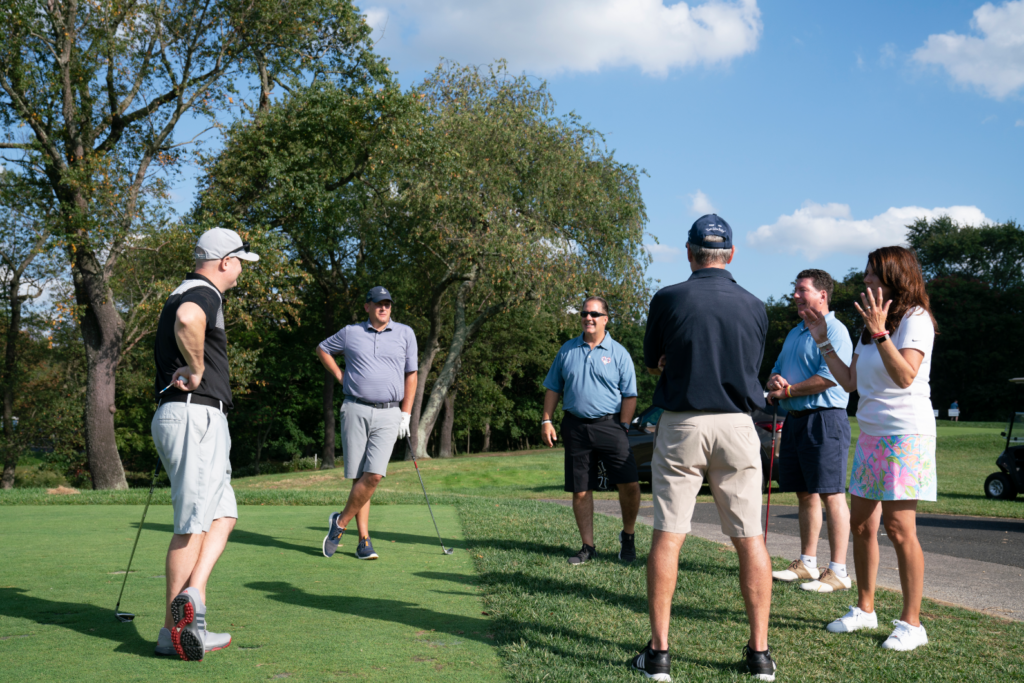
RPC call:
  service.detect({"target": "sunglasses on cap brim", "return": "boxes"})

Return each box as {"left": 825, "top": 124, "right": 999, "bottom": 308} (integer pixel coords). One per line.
{"left": 226, "top": 242, "right": 250, "bottom": 257}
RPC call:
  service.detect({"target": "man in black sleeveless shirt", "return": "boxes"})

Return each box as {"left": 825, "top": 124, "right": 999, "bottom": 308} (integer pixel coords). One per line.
{"left": 151, "top": 228, "right": 258, "bottom": 661}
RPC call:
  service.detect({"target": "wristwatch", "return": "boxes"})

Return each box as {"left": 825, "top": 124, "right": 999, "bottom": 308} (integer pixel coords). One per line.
{"left": 620, "top": 422, "right": 630, "bottom": 435}
{"left": 873, "top": 334, "right": 890, "bottom": 345}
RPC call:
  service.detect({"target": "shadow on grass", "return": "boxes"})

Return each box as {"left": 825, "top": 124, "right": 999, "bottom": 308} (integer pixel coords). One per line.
{"left": 0, "top": 587, "right": 152, "bottom": 654}
{"left": 139, "top": 521, "right": 323, "bottom": 558}
{"left": 302, "top": 527, "right": 468, "bottom": 551}
{"left": 247, "top": 580, "right": 494, "bottom": 642}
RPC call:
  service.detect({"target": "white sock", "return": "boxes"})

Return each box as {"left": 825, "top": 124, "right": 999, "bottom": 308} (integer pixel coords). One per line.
{"left": 828, "top": 562, "right": 848, "bottom": 578}
{"left": 800, "top": 554, "right": 816, "bottom": 569}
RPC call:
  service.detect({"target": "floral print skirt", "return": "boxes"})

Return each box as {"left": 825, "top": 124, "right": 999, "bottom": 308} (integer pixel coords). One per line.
{"left": 849, "top": 433, "right": 937, "bottom": 502}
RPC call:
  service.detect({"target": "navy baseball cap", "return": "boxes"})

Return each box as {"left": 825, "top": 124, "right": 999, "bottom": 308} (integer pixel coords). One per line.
{"left": 688, "top": 214, "right": 733, "bottom": 249}
{"left": 366, "top": 286, "right": 393, "bottom": 303}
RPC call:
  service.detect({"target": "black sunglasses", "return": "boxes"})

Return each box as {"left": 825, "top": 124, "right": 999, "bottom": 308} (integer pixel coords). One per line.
{"left": 226, "top": 242, "right": 250, "bottom": 256}
{"left": 580, "top": 311, "right": 607, "bottom": 319}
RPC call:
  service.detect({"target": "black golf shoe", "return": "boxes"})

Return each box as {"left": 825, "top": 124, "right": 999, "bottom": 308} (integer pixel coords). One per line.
{"left": 619, "top": 530, "right": 637, "bottom": 562}
{"left": 630, "top": 641, "right": 671, "bottom": 681}
{"left": 567, "top": 544, "right": 596, "bottom": 565}
{"left": 744, "top": 644, "right": 776, "bottom": 681}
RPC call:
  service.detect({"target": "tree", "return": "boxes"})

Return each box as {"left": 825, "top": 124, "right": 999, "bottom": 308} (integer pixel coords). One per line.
{"left": 908, "top": 216, "right": 1024, "bottom": 291}
{"left": 0, "top": 171, "right": 60, "bottom": 488}
{"left": 382, "top": 61, "right": 649, "bottom": 459}
{"left": 907, "top": 216, "right": 1024, "bottom": 419}
{"left": 0, "top": 0, "right": 384, "bottom": 488}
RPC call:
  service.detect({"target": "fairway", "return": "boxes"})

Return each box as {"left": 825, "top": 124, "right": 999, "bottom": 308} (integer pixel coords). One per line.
{"left": 0, "top": 505, "right": 505, "bottom": 683}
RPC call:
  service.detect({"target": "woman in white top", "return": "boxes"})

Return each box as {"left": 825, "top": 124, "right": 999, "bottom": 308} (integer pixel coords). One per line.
{"left": 801, "top": 246, "right": 938, "bottom": 653}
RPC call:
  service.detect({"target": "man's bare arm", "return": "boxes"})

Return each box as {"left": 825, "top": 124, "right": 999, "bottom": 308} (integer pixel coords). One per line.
{"left": 172, "top": 302, "right": 207, "bottom": 391}
{"left": 316, "top": 346, "right": 344, "bottom": 384}
{"left": 619, "top": 396, "right": 637, "bottom": 425}
{"left": 401, "top": 371, "right": 417, "bottom": 414}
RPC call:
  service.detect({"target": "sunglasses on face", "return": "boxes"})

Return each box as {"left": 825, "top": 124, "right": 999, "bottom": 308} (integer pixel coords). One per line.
{"left": 580, "top": 311, "right": 607, "bottom": 319}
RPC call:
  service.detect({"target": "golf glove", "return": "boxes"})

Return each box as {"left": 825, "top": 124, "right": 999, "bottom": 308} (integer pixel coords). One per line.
{"left": 398, "top": 412, "right": 411, "bottom": 439}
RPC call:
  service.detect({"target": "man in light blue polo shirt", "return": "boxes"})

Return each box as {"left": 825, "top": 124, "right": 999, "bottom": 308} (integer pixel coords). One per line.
{"left": 766, "top": 269, "right": 854, "bottom": 593}
{"left": 540, "top": 296, "right": 642, "bottom": 565}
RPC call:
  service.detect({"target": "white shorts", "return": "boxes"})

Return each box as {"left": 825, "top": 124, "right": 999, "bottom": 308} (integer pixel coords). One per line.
{"left": 152, "top": 401, "right": 237, "bottom": 535}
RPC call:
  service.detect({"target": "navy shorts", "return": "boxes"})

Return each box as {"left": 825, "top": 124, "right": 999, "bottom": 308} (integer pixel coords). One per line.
{"left": 562, "top": 412, "right": 638, "bottom": 493}
{"left": 777, "top": 408, "right": 851, "bottom": 494}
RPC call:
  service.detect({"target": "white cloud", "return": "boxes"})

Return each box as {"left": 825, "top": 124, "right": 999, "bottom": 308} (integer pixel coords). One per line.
{"left": 1016, "top": 119, "right": 1024, "bottom": 126}
{"left": 913, "top": 1, "right": 1024, "bottom": 99}
{"left": 879, "top": 42, "right": 897, "bottom": 67}
{"left": 646, "top": 243, "right": 684, "bottom": 263}
{"left": 689, "top": 189, "right": 716, "bottom": 215}
{"left": 747, "top": 201, "right": 993, "bottom": 259}
{"left": 364, "top": 0, "right": 762, "bottom": 76}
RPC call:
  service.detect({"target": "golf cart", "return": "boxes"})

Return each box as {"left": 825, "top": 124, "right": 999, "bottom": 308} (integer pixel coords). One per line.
{"left": 983, "top": 377, "right": 1024, "bottom": 500}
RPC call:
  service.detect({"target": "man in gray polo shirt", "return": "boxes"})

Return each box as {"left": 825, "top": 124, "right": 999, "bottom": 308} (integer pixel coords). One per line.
{"left": 318, "top": 286, "right": 418, "bottom": 560}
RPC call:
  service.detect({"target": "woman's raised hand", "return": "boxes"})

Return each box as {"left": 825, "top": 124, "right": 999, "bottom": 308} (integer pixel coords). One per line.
{"left": 799, "top": 307, "right": 829, "bottom": 342}
{"left": 854, "top": 287, "right": 891, "bottom": 335}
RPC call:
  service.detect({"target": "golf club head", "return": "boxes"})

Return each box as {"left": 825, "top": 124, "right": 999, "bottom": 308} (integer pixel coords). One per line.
{"left": 115, "top": 611, "right": 136, "bottom": 623}
{"left": 444, "top": 548, "right": 454, "bottom": 555}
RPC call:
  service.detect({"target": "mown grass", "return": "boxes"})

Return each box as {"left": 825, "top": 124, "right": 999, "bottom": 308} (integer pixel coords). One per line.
{"left": 12, "top": 420, "right": 1018, "bottom": 519}
{"left": 462, "top": 497, "right": 1024, "bottom": 683}
{"left": 0, "top": 505, "right": 504, "bottom": 683}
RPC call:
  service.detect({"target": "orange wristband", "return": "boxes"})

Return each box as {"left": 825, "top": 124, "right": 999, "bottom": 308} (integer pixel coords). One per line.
{"left": 785, "top": 386, "right": 792, "bottom": 398}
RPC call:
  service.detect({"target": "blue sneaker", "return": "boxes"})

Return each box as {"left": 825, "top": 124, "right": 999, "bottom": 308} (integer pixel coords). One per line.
{"left": 323, "top": 512, "right": 345, "bottom": 558}
{"left": 356, "top": 537, "right": 379, "bottom": 560}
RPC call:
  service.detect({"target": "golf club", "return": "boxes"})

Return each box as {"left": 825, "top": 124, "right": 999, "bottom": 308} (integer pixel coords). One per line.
{"left": 114, "top": 458, "right": 162, "bottom": 622}
{"left": 763, "top": 405, "right": 778, "bottom": 542}
{"left": 407, "top": 437, "right": 454, "bottom": 555}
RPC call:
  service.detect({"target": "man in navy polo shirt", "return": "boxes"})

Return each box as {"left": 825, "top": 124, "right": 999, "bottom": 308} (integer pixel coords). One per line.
{"left": 540, "top": 296, "right": 642, "bottom": 565}
{"left": 633, "top": 214, "right": 776, "bottom": 682}
{"left": 767, "top": 269, "right": 853, "bottom": 593}
{"left": 318, "top": 286, "right": 418, "bottom": 561}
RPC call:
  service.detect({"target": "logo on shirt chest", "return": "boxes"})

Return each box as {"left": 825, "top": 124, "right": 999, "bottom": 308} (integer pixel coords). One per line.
{"left": 601, "top": 356, "right": 612, "bottom": 365}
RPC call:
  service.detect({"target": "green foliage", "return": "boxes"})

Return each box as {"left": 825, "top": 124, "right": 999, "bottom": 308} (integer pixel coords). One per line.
{"left": 908, "top": 216, "right": 1024, "bottom": 291}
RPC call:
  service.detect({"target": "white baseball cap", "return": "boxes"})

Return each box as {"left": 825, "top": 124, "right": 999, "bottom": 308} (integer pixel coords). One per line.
{"left": 194, "top": 228, "right": 260, "bottom": 262}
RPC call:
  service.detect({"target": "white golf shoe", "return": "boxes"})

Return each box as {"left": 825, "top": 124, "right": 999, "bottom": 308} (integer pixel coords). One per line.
{"left": 826, "top": 606, "right": 878, "bottom": 633}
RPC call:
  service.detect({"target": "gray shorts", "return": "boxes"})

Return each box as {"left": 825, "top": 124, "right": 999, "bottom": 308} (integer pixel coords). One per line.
{"left": 341, "top": 399, "right": 402, "bottom": 479}
{"left": 152, "top": 401, "right": 237, "bottom": 535}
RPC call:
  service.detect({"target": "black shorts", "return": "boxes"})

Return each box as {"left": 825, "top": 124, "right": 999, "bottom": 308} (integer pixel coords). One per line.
{"left": 778, "top": 408, "right": 851, "bottom": 494}
{"left": 562, "top": 412, "right": 639, "bottom": 493}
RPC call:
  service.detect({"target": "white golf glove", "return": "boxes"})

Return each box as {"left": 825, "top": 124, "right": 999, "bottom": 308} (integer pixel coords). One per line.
{"left": 397, "top": 412, "right": 411, "bottom": 439}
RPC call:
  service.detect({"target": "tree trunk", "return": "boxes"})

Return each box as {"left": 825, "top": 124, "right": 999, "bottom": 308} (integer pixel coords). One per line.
{"left": 321, "top": 299, "right": 337, "bottom": 468}
{"left": 413, "top": 266, "right": 507, "bottom": 460}
{"left": 0, "top": 276, "right": 24, "bottom": 490}
{"left": 74, "top": 251, "right": 128, "bottom": 490}
{"left": 466, "top": 430, "right": 470, "bottom": 456}
{"left": 482, "top": 422, "right": 491, "bottom": 452}
{"left": 438, "top": 390, "right": 456, "bottom": 459}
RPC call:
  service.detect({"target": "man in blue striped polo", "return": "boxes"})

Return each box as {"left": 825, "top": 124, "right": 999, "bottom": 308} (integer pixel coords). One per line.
{"left": 541, "top": 296, "right": 642, "bottom": 565}
{"left": 318, "top": 286, "right": 418, "bottom": 560}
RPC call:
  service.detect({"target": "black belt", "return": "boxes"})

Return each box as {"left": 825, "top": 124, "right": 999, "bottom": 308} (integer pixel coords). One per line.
{"left": 566, "top": 411, "right": 616, "bottom": 424}
{"left": 787, "top": 406, "right": 842, "bottom": 419}
{"left": 345, "top": 396, "right": 401, "bottom": 410}
{"left": 159, "top": 393, "right": 228, "bottom": 414}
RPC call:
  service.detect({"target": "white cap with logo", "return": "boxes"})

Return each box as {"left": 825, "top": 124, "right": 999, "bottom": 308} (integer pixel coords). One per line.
{"left": 194, "top": 228, "right": 260, "bottom": 262}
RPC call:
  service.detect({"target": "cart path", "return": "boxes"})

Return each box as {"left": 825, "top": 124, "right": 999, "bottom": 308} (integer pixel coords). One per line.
{"left": 541, "top": 499, "right": 1024, "bottom": 622}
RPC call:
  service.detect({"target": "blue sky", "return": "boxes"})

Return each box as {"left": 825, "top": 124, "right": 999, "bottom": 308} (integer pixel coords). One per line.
{"left": 352, "top": 0, "right": 1023, "bottom": 302}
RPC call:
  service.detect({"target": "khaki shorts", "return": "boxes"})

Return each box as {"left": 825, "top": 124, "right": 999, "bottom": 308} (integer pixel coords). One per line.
{"left": 152, "top": 401, "right": 237, "bottom": 535}
{"left": 652, "top": 411, "right": 763, "bottom": 538}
